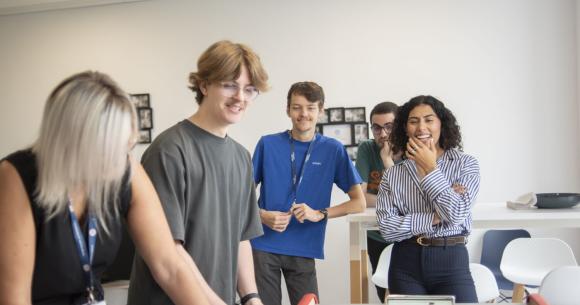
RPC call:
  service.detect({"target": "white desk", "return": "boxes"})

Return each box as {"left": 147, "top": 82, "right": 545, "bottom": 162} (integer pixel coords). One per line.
{"left": 348, "top": 202, "right": 580, "bottom": 303}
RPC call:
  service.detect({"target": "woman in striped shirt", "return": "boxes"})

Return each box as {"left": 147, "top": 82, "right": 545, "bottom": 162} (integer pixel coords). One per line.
{"left": 376, "top": 95, "right": 480, "bottom": 303}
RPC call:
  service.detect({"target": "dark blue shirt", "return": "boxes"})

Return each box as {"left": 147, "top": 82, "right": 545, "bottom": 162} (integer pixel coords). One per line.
{"left": 251, "top": 131, "right": 362, "bottom": 259}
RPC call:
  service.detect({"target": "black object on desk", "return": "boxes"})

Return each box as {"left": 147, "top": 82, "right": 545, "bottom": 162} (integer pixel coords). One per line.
{"left": 535, "top": 193, "right": 580, "bottom": 209}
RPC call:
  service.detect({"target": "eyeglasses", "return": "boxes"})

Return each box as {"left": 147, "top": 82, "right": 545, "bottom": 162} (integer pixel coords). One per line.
{"left": 218, "top": 82, "right": 260, "bottom": 101}
{"left": 371, "top": 123, "right": 393, "bottom": 134}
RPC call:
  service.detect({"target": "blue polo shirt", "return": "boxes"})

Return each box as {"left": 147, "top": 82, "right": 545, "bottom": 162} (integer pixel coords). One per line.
{"left": 251, "top": 131, "right": 362, "bottom": 259}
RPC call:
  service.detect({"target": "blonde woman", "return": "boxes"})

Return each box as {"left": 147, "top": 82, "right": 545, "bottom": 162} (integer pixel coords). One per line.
{"left": 0, "top": 71, "right": 213, "bottom": 305}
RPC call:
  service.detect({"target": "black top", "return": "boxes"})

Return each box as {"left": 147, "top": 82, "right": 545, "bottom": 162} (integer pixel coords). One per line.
{"left": 3, "top": 150, "right": 132, "bottom": 305}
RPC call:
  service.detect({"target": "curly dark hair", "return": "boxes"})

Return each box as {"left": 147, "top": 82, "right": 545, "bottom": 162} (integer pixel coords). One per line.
{"left": 390, "top": 95, "right": 462, "bottom": 155}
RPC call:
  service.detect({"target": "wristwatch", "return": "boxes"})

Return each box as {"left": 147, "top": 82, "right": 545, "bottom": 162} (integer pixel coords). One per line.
{"left": 319, "top": 208, "right": 328, "bottom": 221}
{"left": 240, "top": 293, "right": 260, "bottom": 305}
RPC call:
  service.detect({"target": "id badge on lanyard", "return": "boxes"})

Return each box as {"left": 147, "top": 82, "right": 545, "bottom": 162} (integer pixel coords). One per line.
{"left": 68, "top": 201, "right": 103, "bottom": 305}
{"left": 288, "top": 130, "right": 316, "bottom": 204}
{"left": 80, "top": 287, "right": 106, "bottom": 305}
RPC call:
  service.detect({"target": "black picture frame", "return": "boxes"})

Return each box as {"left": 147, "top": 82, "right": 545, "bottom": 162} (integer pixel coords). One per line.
{"left": 318, "top": 109, "right": 329, "bottom": 124}
{"left": 345, "top": 145, "right": 359, "bottom": 161}
{"left": 353, "top": 122, "right": 369, "bottom": 145}
{"left": 327, "top": 107, "right": 345, "bottom": 123}
{"left": 130, "top": 93, "right": 150, "bottom": 108}
{"left": 138, "top": 129, "right": 151, "bottom": 144}
{"left": 137, "top": 107, "right": 153, "bottom": 130}
{"left": 344, "top": 107, "right": 366, "bottom": 122}
{"left": 322, "top": 123, "right": 353, "bottom": 146}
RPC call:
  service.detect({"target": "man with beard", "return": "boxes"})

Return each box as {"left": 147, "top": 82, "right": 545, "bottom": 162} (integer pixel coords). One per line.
{"left": 354, "top": 101, "right": 400, "bottom": 302}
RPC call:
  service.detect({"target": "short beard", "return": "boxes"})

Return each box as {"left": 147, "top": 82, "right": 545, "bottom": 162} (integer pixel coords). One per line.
{"left": 375, "top": 138, "right": 387, "bottom": 148}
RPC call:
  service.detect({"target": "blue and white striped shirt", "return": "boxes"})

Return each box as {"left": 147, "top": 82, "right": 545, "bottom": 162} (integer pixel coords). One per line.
{"left": 376, "top": 149, "right": 480, "bottom": 242}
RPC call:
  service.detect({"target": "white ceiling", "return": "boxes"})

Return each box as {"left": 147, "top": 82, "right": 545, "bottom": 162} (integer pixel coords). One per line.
{"left": 0, "top": 0, "right": 148, "bottom": 16}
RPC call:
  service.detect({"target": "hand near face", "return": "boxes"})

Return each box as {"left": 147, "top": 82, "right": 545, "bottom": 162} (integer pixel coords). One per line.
{"left": 380, "top": 143, "right": 395, "bottom": 169}
{"left": 405, "top": 137, "right": 437, "bottom": 179}
{"left": 290, "top": 203, "right": 323, "bottom": 223}
{"left": 259, "top": 209, "right": 292, "bottom": 232}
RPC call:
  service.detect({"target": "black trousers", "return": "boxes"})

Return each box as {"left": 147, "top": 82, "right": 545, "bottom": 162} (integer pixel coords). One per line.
{"left": 388, "top": 239, "right": 478, "bottom": 303}
{"left": 367, "top": 234, "right": 389, "bottom": 302}
{"left": 252, "top": 249, "right": 319, "bottom": 305}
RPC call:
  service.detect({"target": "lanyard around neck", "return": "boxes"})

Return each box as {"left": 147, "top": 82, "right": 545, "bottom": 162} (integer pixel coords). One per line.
{"left": 68, "top": 200, "right": 98, "bottom": 304}
{"left": 288, "top": 130, "right": 317, "bottom": 203}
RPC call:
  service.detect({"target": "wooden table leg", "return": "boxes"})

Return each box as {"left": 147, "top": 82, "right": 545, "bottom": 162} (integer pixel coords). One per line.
{"left": 361, "top": 249, "right": 369, "bottom": 303}
{"left": 512, "top": 283, "right": 525, "bottom": 303}
{"left": 350, "top": 221, "right": 371, "bottom": 303}
{"left": 350, "top": 222, "right": 362, "bottom": 303}
{"left": 350, "top": 258, "right": 362, "bottom": 303}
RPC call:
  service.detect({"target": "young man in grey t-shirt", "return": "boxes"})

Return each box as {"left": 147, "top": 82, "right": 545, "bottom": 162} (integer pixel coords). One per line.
{"left": 128, "top": 40, "right": 269, "bottom": 305}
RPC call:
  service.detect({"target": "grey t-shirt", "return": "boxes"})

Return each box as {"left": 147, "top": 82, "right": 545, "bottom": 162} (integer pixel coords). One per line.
{"left": 128, "top": 119, "right": 263, "bottom": 305}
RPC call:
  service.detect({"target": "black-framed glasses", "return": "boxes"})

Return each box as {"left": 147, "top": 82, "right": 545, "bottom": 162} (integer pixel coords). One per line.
{"left": 218, "top": 82, "right": 260, "bottom": 101}
{"left": 371, "top": 123, "right": 393, "bottom": 134}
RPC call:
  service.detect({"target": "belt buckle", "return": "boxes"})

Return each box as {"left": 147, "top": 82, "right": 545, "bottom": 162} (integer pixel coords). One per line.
{"left": 416, "top": 236, "right": 430, "bottom": 246}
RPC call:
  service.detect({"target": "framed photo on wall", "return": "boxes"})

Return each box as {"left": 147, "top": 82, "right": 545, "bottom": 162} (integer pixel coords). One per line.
{"left": 344, "top": 107, "right": 366, "bottom": 122}
{"left": 130, "top": 93, "right": 154, "bottom": 145}
{"left": 318, "top": 109, "right": 329, "bottom": 124}
{"left": 353, "top": 123, "right": 368, "bottom": 145}
{"left": 130, "top": 93, "right": 150, "bottom": 108}
{"left": 138, "top": 129, "right": 151, "bottom": 144}
{"left": 138, "top": 107, "right": 153, "bottom": 129}
{"left": 345, "top": 145, "right": 358, "bottom": 161}
{"left": 327, "top": 107, "right": 345, "bottom": 123}
{"left": 322, "top": 123, "right": 352, "bottom": 146}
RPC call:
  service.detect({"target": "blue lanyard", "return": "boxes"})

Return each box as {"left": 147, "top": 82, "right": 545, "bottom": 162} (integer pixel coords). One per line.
{"left": 288, "top": 130, "right": 317, "bottom": 203}
{"left": 68, "top": 200, "right": 98, "bottom": 304}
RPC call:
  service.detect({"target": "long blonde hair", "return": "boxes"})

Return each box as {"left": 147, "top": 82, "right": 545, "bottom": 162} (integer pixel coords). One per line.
{"left": 32, "top": 71, "right": 137, "bottom": 226}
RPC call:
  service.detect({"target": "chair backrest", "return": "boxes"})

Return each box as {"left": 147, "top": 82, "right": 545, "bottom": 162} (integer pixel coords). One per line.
{"left": 500, "top": 238, "right": 578, "bottom": 286}
{"left": 480, "top": 229, "right": 530, "bottom": 290}
{"left": 538, "top": 266, "right": 580, "bottom": 305}
{"left": 371, "top": 244, "right": 394, "bottom": 288}
{"left": 469, "top": 263, "right": 500, "bottom": 303}
{"left": 527, "top": 293, "right": 550, "bottom": 305}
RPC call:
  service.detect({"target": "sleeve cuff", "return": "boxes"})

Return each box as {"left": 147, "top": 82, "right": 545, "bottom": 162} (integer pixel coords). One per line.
{"left": 410, "top": 212, "right": 436, "bottom": 235}
{"left": 420, "top": 168, "right": 448, "bottom": 202}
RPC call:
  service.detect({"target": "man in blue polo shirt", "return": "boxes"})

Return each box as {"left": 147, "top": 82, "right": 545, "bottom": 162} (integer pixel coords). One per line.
{"left": 251, "top": 81, "right": 365, "bottom": 305}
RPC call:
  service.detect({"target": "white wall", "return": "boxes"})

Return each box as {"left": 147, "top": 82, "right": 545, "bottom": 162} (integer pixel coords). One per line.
{"left": 576, "top": 6, "right": 580, "bottom": 265}
{"left": 1, "top": 0, "right": 579, "bottom": 304}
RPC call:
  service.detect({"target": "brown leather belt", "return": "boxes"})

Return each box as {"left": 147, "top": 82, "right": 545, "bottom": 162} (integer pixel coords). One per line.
{"left": 408, "top": 236, "right": 468, "bottom": 247}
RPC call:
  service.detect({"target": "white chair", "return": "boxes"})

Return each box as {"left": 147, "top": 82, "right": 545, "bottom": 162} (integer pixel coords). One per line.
{"left": 470, "top": 263, "right": 500, "bottom": 303}
{"left": 500, "top": 238, "right": 578, "bottom": 303}
{"left": 371, "top": 244, "right": 394, "bottom": 289}
{"left": 538, "top": 266, "right": 580, "bottom": 305}
{"left": 103, "top": 280, "right": 129, "bottom": 305}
